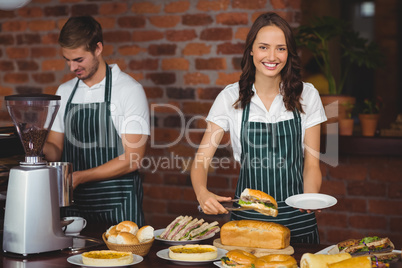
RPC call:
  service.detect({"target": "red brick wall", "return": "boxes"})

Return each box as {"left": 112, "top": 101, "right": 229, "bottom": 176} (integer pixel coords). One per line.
{"left": 1, "top": 0, "right": 401, "bottom": 249}
{"left": 319, "top": 156, "right": 402, "bottom": 247}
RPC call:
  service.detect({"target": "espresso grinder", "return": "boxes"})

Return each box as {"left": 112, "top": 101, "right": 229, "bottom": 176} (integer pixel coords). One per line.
{"left": 3, "top": 94, "right": 73, "bottom": 255}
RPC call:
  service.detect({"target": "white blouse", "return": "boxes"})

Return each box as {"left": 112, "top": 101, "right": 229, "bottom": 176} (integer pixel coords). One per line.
{"left": 206, "top": 82, "right": 327, "bottom": 161}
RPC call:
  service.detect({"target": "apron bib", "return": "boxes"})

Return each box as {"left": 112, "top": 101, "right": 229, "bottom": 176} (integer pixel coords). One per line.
{"left": 61, "top": 66, "right": 144, "bottom": 226}
{"left": 231, "top": 102, "right": 319, "bottom": 244}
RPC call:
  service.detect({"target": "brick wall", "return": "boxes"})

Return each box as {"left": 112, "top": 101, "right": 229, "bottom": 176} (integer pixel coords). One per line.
{"left": 319, "top": 155, "right": 402, "bottom": 247}
{"left": 1, "top": 0, "right": 401, "bottom": 248}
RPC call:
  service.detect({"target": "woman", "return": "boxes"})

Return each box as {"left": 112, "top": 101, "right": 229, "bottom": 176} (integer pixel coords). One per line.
{"left": 191, "top": 12, "right": 327, "bottom": 243}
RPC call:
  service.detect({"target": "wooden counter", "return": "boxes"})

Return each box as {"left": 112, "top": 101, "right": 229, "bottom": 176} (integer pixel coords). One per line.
{"left": 1, "top": 222, "right": 402, "bottom": 267}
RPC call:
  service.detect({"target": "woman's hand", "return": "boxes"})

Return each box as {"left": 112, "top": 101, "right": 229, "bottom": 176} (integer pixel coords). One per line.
{"left": 198, "top": 190, "right": 232, "bottom": 215}
{"left": 299, "top": 208, "right": 321, "bottom": 214}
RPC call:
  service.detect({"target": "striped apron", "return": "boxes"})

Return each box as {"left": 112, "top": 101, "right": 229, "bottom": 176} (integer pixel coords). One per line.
{"left": 61, "top": 66, "right": 144, "bottom": 226}
{"left": 231, "top": 102, "right": 319, "bottom": 244}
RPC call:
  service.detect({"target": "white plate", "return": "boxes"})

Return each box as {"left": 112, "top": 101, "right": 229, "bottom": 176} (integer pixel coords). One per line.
{"left": 315, "top": 245, "right": 402, "bottom": 255}
{"left": 67, "top": 253, "right": 143, "bottom": 267}
{"left": 156, "top": 248, "right": 228, "bottom": 266}
{"left": 154, "top": 228, "right": 218, "bottom": 245}
{"left": 285, "top": 193, "right": 337, "bottom": 210}
{"left": 214, "top": 260, "right": 224, "bottom": 267}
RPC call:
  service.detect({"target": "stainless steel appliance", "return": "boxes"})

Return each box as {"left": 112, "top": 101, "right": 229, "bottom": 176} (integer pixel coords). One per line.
{"left": 2, "top": 94, "right": 73, "bottom": 255}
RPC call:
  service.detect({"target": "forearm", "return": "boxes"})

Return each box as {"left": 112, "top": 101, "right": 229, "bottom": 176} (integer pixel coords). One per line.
{"left": 73, "top": 134, "right": 147, "bottom": 187}
{"left": 191, "top": 153, "right": 210, "bottom": 200}
{"left": 303, "top": 164, "right": 322, "bottom": 193}
{"left": 43, "top": 131, "right": 64, "bottom": 162}
{"left": 74, "top": 154, "right": 140, "bottom": 185}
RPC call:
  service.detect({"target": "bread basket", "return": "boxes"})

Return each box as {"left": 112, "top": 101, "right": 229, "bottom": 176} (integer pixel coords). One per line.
{"left": 102, "top": 233, "right": 154, "bottom": 257}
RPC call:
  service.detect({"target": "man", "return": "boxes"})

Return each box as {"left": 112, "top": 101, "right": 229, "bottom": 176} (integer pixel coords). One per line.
{"left": 44, "top": 16, "right": 150, "bottom": 226}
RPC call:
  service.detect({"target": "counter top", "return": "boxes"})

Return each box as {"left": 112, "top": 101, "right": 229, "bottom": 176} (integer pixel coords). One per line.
{"left": 1, "top": 223, "right": 401, "bottom": 268}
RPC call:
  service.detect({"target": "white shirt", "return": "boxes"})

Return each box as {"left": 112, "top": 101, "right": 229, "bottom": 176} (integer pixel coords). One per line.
{"left": 206, "top": 82, "right": 327, "bottom": 161}
{"left": 52, "top": 64, "right": 150, "bottom": 136}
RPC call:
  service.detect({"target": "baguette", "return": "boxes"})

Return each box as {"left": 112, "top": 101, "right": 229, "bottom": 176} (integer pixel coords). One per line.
{"left": 300, "top": 253, "right": 351, "bottom": 268}
{"left": 220, "top": 220, "right": 290, "bottom": 249}
{"left": 327, "top": 256, "right": 371, "bottom": 268}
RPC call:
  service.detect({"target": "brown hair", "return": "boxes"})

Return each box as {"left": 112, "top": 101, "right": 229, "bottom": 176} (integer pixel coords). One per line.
{"left": 234, "top": 12, "right": 304, "bottom": 113}
{"left": 58, "top": 16, "right": 103, "bottom": 53}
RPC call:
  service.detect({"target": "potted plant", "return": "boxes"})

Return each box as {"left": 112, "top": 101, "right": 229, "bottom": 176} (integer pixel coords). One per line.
{"left": 295, "top": 16, "right": 383, "bottom": 133}
{"left": 357, "top": 97, "right": 382, "bottom": 136}
{"left": 339, "top": 101, "right": 354, "bottom": 136}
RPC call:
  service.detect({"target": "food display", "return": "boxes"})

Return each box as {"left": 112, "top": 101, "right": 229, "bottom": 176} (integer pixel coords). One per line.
{"left": 158, "top": 215, "right": 220, "bottom": 241}
{"left": 337, "top": 236, "right": 394, "bottom": 256}
{"left": 370, "top": 251, "right": 401, "bottom": 266}
{"left": 327, "top": 255, "right": 371, "bottom": 268}
{"left": 105, "top": 221, "right": 154, "bottom": 245}
{"left": 300, "top": 252, "right": 351, "bottom": 268}
{"left": 81, "top": 250, "right": 133, "bottom": 266}
{"left": 115, "top": 220, "right": 138, "bottom": 234}
{"left": 254, "top": 254, "right": 297, "bottom": 268}
{"left": 220, "top": 249, "right": 257, "bottom": 267}
{"left": 168, "top": 244, "right": 218, "bottom": 261}
{"left": 239, "top": 188, "right": 278, "bottom": 217}
{"left": 220, "top": 220, "right": 290, "bottom": 249}
{"left": 220, "top": 250, "right": 296, "bottom": 268}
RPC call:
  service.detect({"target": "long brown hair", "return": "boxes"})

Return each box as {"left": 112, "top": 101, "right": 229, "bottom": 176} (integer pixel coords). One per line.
{"left": 234, "top": 12, "right": 304, "bottom": 113}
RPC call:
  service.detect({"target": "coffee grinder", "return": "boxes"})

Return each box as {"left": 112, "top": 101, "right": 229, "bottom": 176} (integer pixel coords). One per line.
{"left": 3, "top": 94, "right": 73, "bottom": 255}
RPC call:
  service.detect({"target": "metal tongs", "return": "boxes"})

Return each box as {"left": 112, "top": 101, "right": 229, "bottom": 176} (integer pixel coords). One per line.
{"left": 198, "top": 199, "right": 251, "bottom": 213}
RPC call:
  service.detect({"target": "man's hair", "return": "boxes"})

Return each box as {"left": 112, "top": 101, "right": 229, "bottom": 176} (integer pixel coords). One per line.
{"left": 58, "top": 16, "right": 103, "bottom": 53}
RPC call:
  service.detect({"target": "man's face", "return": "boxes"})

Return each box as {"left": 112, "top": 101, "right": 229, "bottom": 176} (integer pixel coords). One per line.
{"left": 61, "top": 45, "right": 100, "bottom": 82}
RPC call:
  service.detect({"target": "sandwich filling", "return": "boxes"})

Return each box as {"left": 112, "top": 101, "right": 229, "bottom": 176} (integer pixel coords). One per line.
{"left": 339, "top": 237, "right": 394, "bottom": 256}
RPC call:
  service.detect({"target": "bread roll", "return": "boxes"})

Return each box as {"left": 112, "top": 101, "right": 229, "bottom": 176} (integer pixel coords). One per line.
{"left": 327, "top": 256, "right": 371, "bottom": 268}
{"left": 254, "top": 254, "right": 297, "bottom": 268}
{"left": 82, "top": 250, "right": 133, "bottom": 266}
{"left": 300, "top": 253, "right": 351, "bottom": 268}
{"left": 107, "top": 234, "right": 118, "bottom": 244}
{"left": 105, "top": 225, "right": 118, "bottom": 239}
{"left": 116, "top": 220, "right": 138, "bottom": 235}
{"left": 221, "top": 250, "right": 256, "bottom": 268}
{"left": 168, "top": 244, "right": 218, "bottom": 261}
{"left": 136, "top": 225, "right": 154, "bottom": 243}
{"left": 114, "top": 232, "right": 140, "bottom": 245}
{"left": 221, "top": 220, "right": 290, "bottom": 249}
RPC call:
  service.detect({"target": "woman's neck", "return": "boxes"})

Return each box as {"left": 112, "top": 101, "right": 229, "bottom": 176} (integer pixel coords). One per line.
{"left": 254, "top": 75, "right": 281, "bottom": 96}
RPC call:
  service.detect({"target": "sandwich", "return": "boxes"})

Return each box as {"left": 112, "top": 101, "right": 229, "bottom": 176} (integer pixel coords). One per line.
{"left": 370, "top": 251, "right": 401, "bottom": 267}
{"left": 188, "top": 221, "right": 220, "bottom": 240}
{"left": 221, "top": 250, "right": 257, "bottom": 268}
{"left": 338, "top": 236, "right": 394, "bottom": 256}
{"left": 239, "top": 188, "right": 278, "bottom": 217}
{"left": 158, "top": 215, "right": 220, "bottom": 241}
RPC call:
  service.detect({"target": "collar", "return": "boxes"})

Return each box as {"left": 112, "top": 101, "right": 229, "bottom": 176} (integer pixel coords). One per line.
{"left": 77, "top": 64, "right": 118, "bottom": 90}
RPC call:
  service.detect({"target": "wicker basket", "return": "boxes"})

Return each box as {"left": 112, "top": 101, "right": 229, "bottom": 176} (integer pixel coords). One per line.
{"left": 102, "top": 233, "right": 154, "bottom": 257}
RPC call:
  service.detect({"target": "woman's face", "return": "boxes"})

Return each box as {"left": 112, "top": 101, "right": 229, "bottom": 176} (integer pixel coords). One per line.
{"left": 250, "top": 25, "right": 288, "bottom": 81}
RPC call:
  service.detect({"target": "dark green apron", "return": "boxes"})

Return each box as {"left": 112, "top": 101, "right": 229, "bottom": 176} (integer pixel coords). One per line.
{"left": 61, "top": 66, "right": 144, "bottom": 226}
{"left": 231, "top": 102, "right": 319, "bottom": 244}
